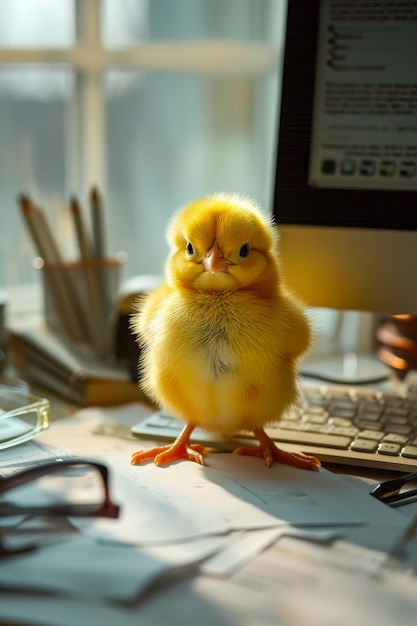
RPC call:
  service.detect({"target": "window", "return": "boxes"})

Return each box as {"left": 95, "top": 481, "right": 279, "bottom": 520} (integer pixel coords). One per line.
{"left": 0, "top": 0, "right": 285, "bottom": 298}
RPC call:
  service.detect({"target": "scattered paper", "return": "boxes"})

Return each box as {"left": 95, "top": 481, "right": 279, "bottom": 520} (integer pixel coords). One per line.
{"left": 0, "top": 439, "right": 75, "bottom": 477}
{"left": 200, "top": 526, "right": 339, "bottom": 577}
{"left": 0, "top": 534, "right": 233, "bottom": 602}
{"left": 1, "top": 401, "right": 415, "bottom": 623}
{"left": 37, "top": 406, "right": 410, "bottom": 548}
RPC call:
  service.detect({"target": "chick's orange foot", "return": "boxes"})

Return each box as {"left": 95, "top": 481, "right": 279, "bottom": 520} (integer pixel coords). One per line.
{"left": 131, "top": 424, "right": 206, "bottom": 466}
{"left": 233, "top": 428, "right": 321, "bottom": 471}
{"left": 131, "top": 443, "right": 206, "bottom": 466}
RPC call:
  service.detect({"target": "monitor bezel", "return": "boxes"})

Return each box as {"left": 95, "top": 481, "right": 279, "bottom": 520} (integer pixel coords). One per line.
{"left": 273, "top": 0, "right": 417, "bottom": 232}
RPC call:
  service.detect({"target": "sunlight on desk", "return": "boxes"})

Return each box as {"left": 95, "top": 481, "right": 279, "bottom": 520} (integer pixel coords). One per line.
{"left": 1, "top": 401, "right": 417, "bottom": 626}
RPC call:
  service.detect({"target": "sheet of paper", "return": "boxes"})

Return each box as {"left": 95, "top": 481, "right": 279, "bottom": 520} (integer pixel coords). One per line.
{"left": 0, "top": 439, "right": 75, "bottom": 477}
{"left": 37, "top": 405, "right": 410, "bottom": 548}
{"left": 78, "top": 454, "right": 366, "bottom": 545}
{"left": 2, "top": 540, "right": 416, "bottom": 626}
{"left": 0, "top": 533, "right": 232, "bottom": 602}
{"left": 0, "top": 591, "right": 141, "bottom": 626}
{"left": 200, "top": 526, "right": 338, "bottom": 577}
{"left": 230, "top": 535, "right": 417, "bottom": 626}
{"left": 2, "top": 403, "right": 412, "bottom": 591}
{"left": 1, "top": 404, "right": 417, "bottom": 626}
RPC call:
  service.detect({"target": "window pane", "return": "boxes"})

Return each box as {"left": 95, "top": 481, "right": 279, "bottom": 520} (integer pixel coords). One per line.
{"left": 0, "top": 0, "right": 75, "bottom": 48}
{"left": 102, "top": 0, "right": 272, "bottom": 47}
{"left": 105, "top": 70, "right": 278, "bottom": 278}
{"left": 0, "top": 67, "right": 74, "bottom": 287}
{"left": 0, "top": 0, "right": 284, "bottom": 294}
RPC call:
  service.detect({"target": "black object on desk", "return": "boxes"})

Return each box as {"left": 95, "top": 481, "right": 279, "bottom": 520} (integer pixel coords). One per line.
{"left": 0, "top": 458, "right": 120, "bottom": 558}
{"left": 371, "top": 472, "right": 417, "bottom": 506}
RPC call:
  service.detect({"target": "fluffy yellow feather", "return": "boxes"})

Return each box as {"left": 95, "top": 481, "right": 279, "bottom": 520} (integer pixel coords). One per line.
{"left": 131, "top": 193, "right": 320, "bottom": 470}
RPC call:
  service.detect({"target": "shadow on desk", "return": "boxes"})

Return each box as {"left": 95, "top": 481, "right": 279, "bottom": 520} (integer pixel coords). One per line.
{"left": 1, "top": 402, "right": 417, "bottom": 626}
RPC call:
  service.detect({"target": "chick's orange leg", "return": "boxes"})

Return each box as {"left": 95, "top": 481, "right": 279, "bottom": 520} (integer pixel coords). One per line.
{"left": 131, "top": 423, "right": 206, "bottom": 466}
{"left": 234, "top": 428, "right": 321, "bottom": 471}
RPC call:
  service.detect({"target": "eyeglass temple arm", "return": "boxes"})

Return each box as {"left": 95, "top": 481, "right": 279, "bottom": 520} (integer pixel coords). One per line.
{"left": 0, "top": 458, "right": 108, "bottom": 494}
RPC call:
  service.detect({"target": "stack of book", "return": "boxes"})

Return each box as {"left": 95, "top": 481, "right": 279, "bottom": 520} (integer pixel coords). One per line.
{"left": 9, "top": 322, "right": 147, "bottom": 407}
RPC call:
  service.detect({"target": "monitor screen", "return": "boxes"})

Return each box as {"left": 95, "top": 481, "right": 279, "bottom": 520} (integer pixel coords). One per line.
{"left": 273, "top": 0, "right": 417, "bottom": 315}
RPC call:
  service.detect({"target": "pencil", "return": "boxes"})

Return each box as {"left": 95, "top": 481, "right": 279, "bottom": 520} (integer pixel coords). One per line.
{"left": 89, "top": 186, "right": 113, "bottom": 320}
{"left": 70, "top": 195, "right": 111, "bottom": 359}
{"left": 19, "top": 195, "right": 89, "bottom": 344}
{"left": 70, "top": 196, "right": 93, "bottom": 261}
{"left": 90, "top": 186, "right": 106, "bottom": 260}
{"left": 19, "top": 195, "right": 61, "bottom": 264}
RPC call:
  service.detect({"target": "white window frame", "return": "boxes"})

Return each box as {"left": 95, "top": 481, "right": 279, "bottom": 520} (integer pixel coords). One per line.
{"left": 0, "top": 0, "right": 279, "bottom": 202}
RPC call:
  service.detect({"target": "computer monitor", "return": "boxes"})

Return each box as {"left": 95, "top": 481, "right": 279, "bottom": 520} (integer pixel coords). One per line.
{"left": 273, "top": 0, "right": 417, "bottom": 317}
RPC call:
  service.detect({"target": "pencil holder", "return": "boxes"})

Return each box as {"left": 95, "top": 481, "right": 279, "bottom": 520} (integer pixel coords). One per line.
{"left": 37, "top": 255, "right": 125, "bottom": 362}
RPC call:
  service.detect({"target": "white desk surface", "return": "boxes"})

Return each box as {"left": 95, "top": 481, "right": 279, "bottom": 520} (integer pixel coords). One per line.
{"left": 1, "top": 390, "right": 417, "bottom": 626}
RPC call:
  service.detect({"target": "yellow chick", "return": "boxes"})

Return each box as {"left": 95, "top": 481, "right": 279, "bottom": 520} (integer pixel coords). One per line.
{"left": 131, "top": 194, "right": 320, "bottom": 471}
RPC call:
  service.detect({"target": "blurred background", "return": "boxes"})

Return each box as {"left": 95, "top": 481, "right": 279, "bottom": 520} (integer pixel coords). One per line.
{"left": 0, "top": 0, "right": 388, "bottom": 371}
{"left": 0, "top": 0, "right": 284, "bottom": 293}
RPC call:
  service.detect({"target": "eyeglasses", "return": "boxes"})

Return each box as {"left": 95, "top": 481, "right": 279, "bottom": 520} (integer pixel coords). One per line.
{"left": 0, "top": 458, "right": 120, "bottom": 518}
{"left": 0, "top": 459, "right": 120, "bottom": 557}
{"left": 0, "top": 388, "right": 50, "bottom": 450}
{"left": 0, "top": 458, "right": 120, "bottom": 557}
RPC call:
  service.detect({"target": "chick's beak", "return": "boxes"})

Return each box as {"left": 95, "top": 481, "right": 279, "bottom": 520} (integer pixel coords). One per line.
{"left": 202, "top": 240, "right": 230, "bottom": 274}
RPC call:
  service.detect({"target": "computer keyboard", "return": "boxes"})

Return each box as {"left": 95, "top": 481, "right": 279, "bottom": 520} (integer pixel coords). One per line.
{"left": 131, "top": 373, "right": 417, "bottom": 472}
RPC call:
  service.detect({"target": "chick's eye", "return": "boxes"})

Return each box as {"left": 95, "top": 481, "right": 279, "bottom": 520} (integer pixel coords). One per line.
{"left": 186, "top": 241, "right": 194, "bottom": 255}
{"left": 238, "top": 242, "right": 250, "bottom": 258}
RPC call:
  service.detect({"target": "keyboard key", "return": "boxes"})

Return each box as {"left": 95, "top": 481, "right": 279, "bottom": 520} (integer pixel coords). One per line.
{"left": 329, "top": 409, "right": 357, "bottom": 419}
{"left": 282, "top": 413, "right": 301, "bottom": 422}
{"left": 302, "top": 424, "right": 329, "bottom": 433}
{"left": 385, "top": 415, "right": 409, "bottom": 425}
{"left": 302, "top": 406, "right": 327, "bottom": 416}
{"left": 303, "top": 412, "right": 328, "bottom": 425}
{"left": 329, "top": 402, "right": 356, "bottom": 416}
{"left": 304, "top": 393, "right": 327, "bottom": 407}
{"left": 355, "top": 419, "right": 383, "bottom": 431}
{"left": 384, "top": 407, "right": 410, "bottom": 418}
{"left": 385, "top": 425, "right": 412, "bottom": 436}
{"left": 328, "top": 417, "right": 354, "bottom": 427}
{"left": 357, "top": 429, "right": 384, "bottom": 441}
{"left": 383, "top": 396, "right": 405, "bottom": 407}
{"left": 382, "top": 433, "right": 408, "bottom": 445}
{"left": 355, "top": 390, "right": 379, "bottom": 401}
{"left": 357, "top": 400, "right": 383, "bottom": 413}
{"left": 267, "top": 428, "right": 351, "bottom": 449}
{"left": 356, "top": 410, "right": 382, "bottom": 422}
{"left": 350, "top": 439, "right": 378, "bottom": 453}
{"left": 326, "top": 425, "right": 358, "bottom": 438}
{"left": 401, "top": 446, "right": 417, "bottom": 459}
{"left": 278, "top": 420, "right": 304, "bottom": 431}
{"left": 146, "top": 414, "right": 179, "bottom": 428}
{"left": 378, "top": 442, "right": 401, "bottom": 456}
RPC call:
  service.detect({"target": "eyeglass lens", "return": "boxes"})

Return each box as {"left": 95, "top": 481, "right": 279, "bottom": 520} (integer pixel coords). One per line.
{"left": 0, "top": 390, "right": 49, "bottom": 449}
{"left": 0, "top": 409, "right": 40, "bottom": 444}
{"left": 0, "top": 463, "right": 106, "bottom": 514}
